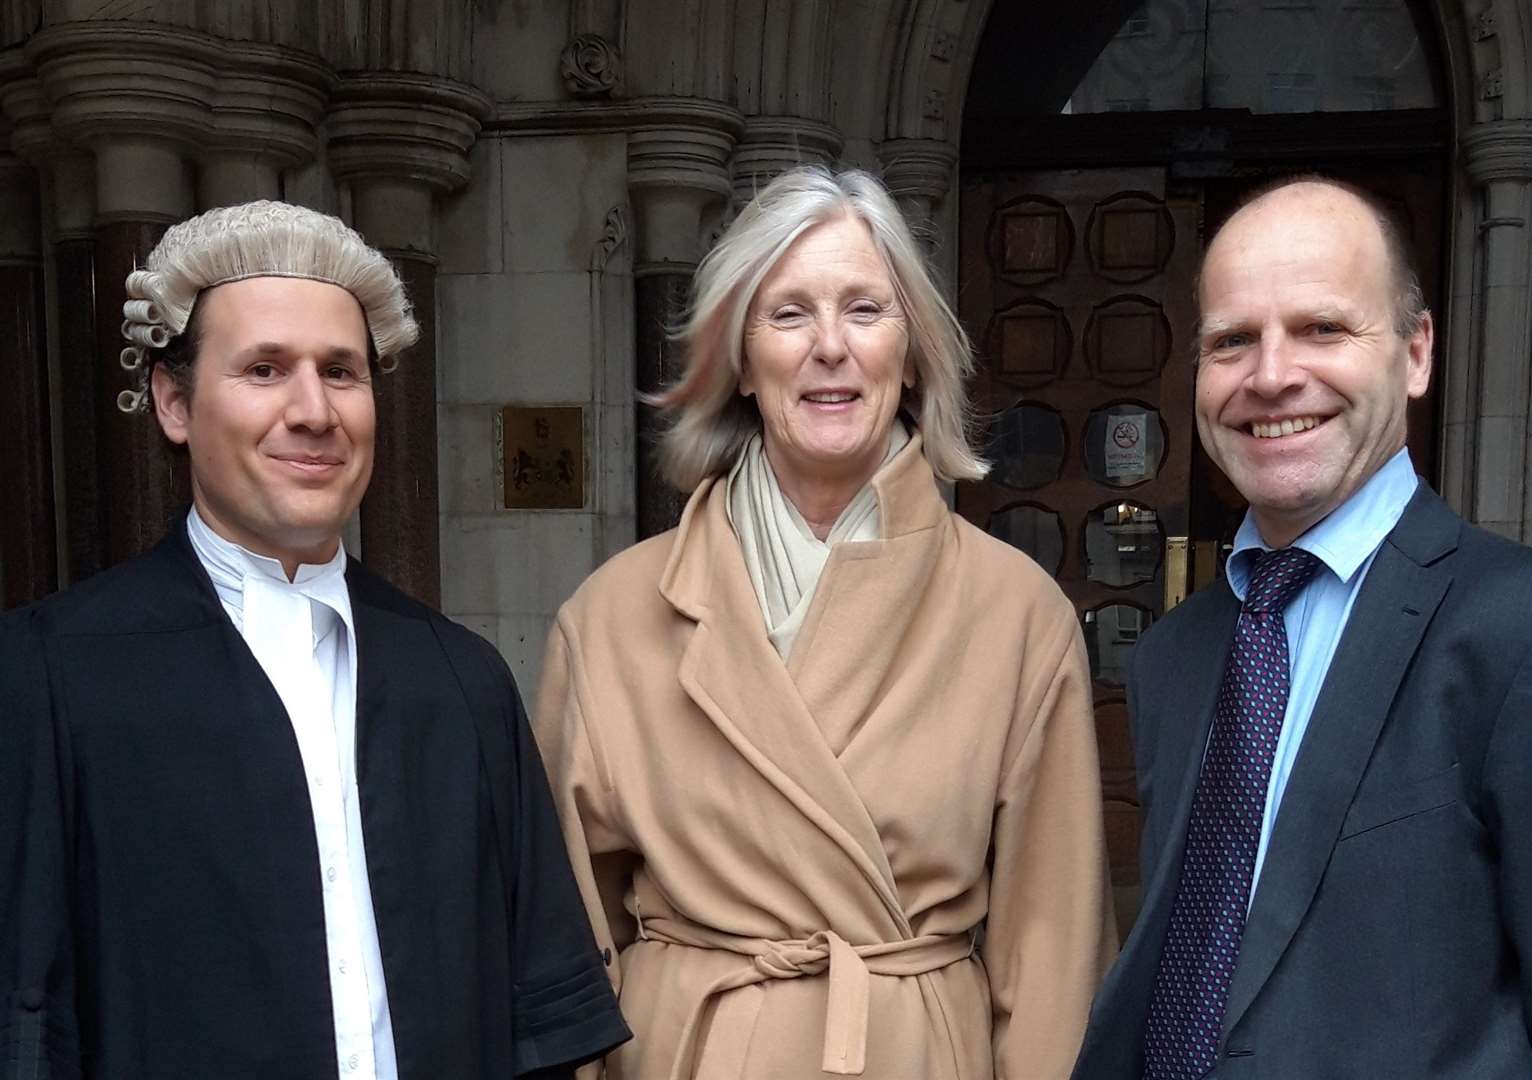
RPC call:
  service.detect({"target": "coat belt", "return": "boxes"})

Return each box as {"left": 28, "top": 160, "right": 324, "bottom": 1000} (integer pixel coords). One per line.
{"left": 639, "top": 914, "right": 975, "bottom": 1078}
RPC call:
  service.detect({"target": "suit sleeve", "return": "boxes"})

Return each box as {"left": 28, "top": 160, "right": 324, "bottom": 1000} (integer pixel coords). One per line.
{"left": 984, "top": 615, "right": 1119, "bottom": 1080}
{"left": 471, "top": 632, "right": 630, "bottom": 1076}
{"left": 531, "top": 615, "right": 640, "bottom": 1079}
{"left": 0, "top": 610, "right": 80, "bottom": 1078}
{"left": 1483, "top": 648, "right": 1532, "bottom": 1037}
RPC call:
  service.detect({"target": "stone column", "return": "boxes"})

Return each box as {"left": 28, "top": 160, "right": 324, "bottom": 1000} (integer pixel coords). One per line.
{"left": 627, "top": 99, "right": 742, "bottom": 538}
{"left": 327, "top": 73, "right": 490, "bottom": 607}
{"left": 0, "top": 153, "right": 56, "bottom": 607}
{"left": 1461, "top": 120, "right": 1532, "bottom": 541}
{"left": 730, "top": 115, "right": 842, "bottom": 207}
{"left": 46, "top": 154, "right": 101, "bottom": 581}
{"left": 30, "top": 23, "right": 213, "bottom": 566}
{"left": 3, "top": 55, "right": 101, "bottom": 582}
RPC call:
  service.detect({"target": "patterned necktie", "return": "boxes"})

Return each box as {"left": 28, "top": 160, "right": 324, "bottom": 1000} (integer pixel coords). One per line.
{"left": 1143, "top": 546, "right": 1322, "bottom": 1080}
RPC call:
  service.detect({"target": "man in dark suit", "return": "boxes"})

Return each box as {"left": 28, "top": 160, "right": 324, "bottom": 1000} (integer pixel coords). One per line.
{"left": 0, "top": 202, "right": 628, "bottom": 1079}
{"left": 1072, "top": 177, "right": 1532, "bottom": 1079}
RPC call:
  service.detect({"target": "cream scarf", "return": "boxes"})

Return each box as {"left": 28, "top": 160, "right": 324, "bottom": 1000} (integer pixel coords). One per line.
{"left": 727, "top": 421, "right": 910, "bottom": 659}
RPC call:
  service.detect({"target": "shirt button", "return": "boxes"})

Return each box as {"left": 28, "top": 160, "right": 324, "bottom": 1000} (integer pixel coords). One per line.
{"left": 338, "top": 958, "right": 348, "bottom": 974}
{"left": 326, "top": 866, "right": 337, "bottom": 882}
{"left": 348, "top": 1054, "right": 360, "bottom": 1070}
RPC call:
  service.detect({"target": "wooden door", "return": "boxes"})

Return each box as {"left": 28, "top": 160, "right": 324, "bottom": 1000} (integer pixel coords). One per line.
{"left": 956, "top": 168, "right": 1200, "bottom": 937}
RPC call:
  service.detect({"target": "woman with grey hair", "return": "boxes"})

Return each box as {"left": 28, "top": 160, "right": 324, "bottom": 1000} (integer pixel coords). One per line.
{"left": 535, "top": 167, "right": 1115, "bottom": 1079}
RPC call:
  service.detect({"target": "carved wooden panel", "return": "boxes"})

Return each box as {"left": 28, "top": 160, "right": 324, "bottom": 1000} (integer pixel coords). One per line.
{"left": 989, "top": 194, "right": 1074, "bottom": 285}
{"left": 988, "top": 298, "right": 1072, "bottom": 387}
{"left": 1084, "top": 294, "right": 1172, "bottom": 385}
{"left": 1086, "top": 192, "right": 1175, "bottom": 283}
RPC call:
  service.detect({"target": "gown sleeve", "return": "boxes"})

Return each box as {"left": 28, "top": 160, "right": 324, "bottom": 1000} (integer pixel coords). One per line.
{"left": 531, "top": 614, "right": 639, "bottom": 1077}
{"left": 460, "top": 631, "right": 630, "bottom": 1076}
{"left": 982, "top": 614, "right": 1118, "bottom": 1080}
{"left": 0, "top": 609, "right": 80, "bottom": 1078}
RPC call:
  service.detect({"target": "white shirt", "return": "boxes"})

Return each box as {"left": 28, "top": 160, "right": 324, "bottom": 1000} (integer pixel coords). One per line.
{"left": 186, "top": 508, "right": 397, "bottom": 1080}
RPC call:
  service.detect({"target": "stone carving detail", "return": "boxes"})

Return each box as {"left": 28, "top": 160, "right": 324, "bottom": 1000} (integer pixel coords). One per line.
{"left": 922, "top": 87, "right": 946, "bottom": 121}
{"left": 560, "top": 33, "right": 622, "bottom": 99}
{"left": 592, "top": 204, "right": 628, "bottom": 269}
{"left": 1482, "top": 66, "right": 1504, "bottom": 100}
{"left": 932, "top": 30, "right": 957, "bottom": 62}
{"left": 1473, "top": 7, "right": 1498, "bottom": 40}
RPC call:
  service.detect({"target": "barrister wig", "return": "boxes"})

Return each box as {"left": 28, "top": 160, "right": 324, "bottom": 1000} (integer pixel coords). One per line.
{"left": 116, "top": 200, "right": 419, "bottom": 413}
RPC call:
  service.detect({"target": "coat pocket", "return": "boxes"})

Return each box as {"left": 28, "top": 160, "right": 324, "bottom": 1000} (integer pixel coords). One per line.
{"left": 1338, "top": 762, "right": 1461, "bottom": 841}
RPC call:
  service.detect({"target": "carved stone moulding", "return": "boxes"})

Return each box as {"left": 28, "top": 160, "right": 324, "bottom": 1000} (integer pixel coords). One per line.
{"left": 18, "top": 21, "right": 333, "bottom": 173}
{"left": 0, "top": 51, "right": 52, "bottom": 163}
{"left": 731, "top": 115, "right": 844, "bottom": 205}
{"left": 1463, "top": 120, "right": 1532, "bottom": 184}
{"left": 207, "top": 41, "right": 332, "bottom": 167}
{"left": 26, "top": 22, "right": 224, "bottom": 151}
{"left": 879, "top": 137, "right": 958, "bottom": 203}
{"left": 326, "top": 72, "right": 493, "bottom": 194}
{"left": 626, "top": 97, "right": 744, "bottom": 197}
{"left": 560, "top": 33, "right": 623, "bottom": 100}
{"left": 626, "top": 98, "right": 743, "bottom": 269}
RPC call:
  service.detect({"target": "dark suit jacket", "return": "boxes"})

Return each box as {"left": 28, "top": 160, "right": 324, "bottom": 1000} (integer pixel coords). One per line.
{"left": 1073, "top": 486, "right": 1532, "bottom": 1079}
{"left": 0, "top": 518, "right": 628, "bottom": 1079}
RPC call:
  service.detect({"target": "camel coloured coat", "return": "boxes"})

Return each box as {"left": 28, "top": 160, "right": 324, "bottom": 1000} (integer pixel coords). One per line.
{"left": 534, "top": 436, "right": 1116, "bottom": 1079}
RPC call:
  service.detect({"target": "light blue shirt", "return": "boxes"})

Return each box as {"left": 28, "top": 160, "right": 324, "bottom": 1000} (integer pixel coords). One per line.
{"left": 1225, "top": 447, "right": 1419, "bottom": 900}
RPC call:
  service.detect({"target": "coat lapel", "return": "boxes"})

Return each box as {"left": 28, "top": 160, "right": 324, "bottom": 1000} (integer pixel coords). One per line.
{"left": 1221, "top": 488, "right": 1458, "bottom": 1036}
{"left": 786, "top": 439, "right": 948, "bottom": 756}
{"left": 661, "top": 470, "right": 922, "bottom": 937}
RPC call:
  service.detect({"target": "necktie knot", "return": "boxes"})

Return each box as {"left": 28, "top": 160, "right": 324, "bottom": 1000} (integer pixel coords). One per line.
{"left": 1243, "top": 547, "right": 1321, "bottom": 614}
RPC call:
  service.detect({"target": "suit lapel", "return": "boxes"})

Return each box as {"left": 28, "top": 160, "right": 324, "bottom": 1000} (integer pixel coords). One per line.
{"left": 663, "top": 476, "right": 914, "bottom": 936}
{"left": 1221, "top": 489, "right": 1458, "bottom": 1035}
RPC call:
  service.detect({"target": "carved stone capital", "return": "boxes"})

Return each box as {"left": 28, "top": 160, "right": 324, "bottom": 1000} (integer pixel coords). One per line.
{"left": 207, "top": 40, "right": 331, "bottom": 167}
{"left": 26, "top": 22, "right": 222, "bottom": 152}
{"left": 561, "top": 34, "right": 623, "bottom": 100}
{"left": 0, "top": 51, "right": 54, "bottom": 164}
{"left": 878, "top": 137, "right": 958, "bottom": 205}
{"left": 731, "top": 115, "right": 843, "bottom": 205}
{"left": 326, "top": 72, "right": 492, "bottom": 195}
{"left": 626, "top": 98, "right": 743, "bottom": 266}
{"left": 1463, "top": 120, "right": 1532, "bottom": 185}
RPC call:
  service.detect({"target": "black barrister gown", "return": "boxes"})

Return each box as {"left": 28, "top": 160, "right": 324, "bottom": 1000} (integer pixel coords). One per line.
{"left": 0, "top": 517, "right": 629, "bottom": 1079}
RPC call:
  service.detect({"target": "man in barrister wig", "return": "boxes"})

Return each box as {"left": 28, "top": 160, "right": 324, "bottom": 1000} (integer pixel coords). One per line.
{"left": 0, "top": 201, "right": 628, "bottom": 1080}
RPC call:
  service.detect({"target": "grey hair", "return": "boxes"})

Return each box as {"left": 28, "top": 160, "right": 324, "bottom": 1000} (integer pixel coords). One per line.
{"left": 118, "top": 200, "right": 419, "bottom": 413}
{"left": 651, "top": 166, "right": 988, "bottom": 490}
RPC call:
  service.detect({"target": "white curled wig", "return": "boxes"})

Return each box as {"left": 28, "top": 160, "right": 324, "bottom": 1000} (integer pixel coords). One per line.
{"left": 117, "top": 200, "right": 419, "bottom": 413}
{"left": 651, "top": 166, "right": 988, "bottom": 491}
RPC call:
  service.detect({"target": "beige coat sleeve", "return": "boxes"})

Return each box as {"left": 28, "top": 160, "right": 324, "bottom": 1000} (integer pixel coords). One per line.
{"left": 983, "top": 619, "right": 1118, "bottom": 1079}
{"left": 532, "top": 614, "right": 639, "bottom": 995}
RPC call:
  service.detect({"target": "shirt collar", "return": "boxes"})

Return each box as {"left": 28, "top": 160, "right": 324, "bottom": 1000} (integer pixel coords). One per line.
{"left": 1227, "top": 447, "right": 1418, "bottom": 601}
{"left": 185, "top": 505, "right": 353, "bottom": 641}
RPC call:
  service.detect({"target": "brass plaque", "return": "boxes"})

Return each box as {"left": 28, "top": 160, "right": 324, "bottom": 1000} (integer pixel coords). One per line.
{"left": 501, "top": 405, "right": 584, "bottom": 510}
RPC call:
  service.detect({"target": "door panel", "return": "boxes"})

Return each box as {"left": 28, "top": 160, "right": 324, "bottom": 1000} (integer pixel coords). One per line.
{"left": 958, "top": 168, "right": 1200, "bottom": 936}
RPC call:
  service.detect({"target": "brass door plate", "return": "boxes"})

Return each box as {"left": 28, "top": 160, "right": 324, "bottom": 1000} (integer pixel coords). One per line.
{"left": 501, "top": 405, "right": 584, "bottom": 510}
